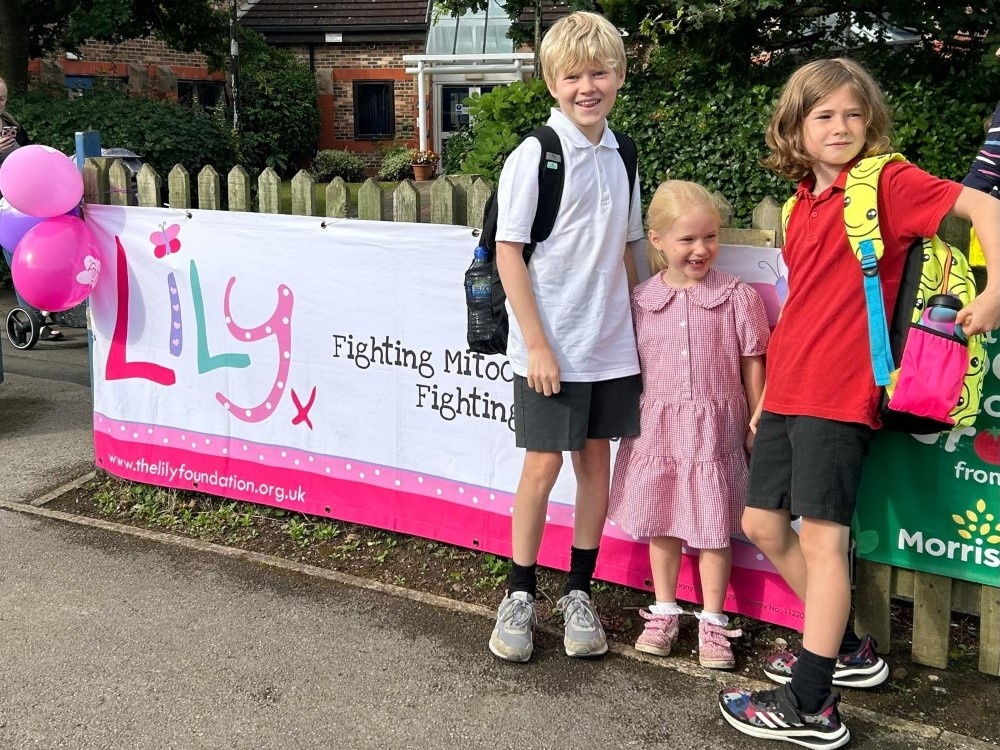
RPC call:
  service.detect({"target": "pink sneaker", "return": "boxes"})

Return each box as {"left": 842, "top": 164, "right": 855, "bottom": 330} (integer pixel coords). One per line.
{"left": 634, "top": 609, "right": 680, "bottom": 657}
{"left": 698, "top": 620, "right": 743, "bottom": 669}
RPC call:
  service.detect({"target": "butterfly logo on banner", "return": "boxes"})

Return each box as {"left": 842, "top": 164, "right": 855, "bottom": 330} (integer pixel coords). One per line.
{"left": 151, "top": 223, "right": 182, "bottom": 259}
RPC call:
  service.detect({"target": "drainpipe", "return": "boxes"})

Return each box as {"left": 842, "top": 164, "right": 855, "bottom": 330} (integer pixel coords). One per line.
{"left": 416, "top": 59, "right": 427, "bottom": 152}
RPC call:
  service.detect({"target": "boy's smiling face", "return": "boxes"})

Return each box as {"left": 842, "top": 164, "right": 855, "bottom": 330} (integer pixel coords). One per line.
{"left": 546, "top": 64, "right": 623, "bottom": 144}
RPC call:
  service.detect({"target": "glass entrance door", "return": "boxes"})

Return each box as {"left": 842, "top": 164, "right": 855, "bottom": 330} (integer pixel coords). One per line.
{"left": 439, "top": 84, "right": 496, "bottom": 147}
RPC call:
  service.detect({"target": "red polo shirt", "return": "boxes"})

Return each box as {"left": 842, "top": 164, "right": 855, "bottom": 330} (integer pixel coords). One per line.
{"left": 764, "top": 160, "right": 964, "bottom": 427}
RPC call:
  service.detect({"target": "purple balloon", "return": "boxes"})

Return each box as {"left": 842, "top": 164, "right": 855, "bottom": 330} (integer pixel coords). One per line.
{"left": 11, "top": 215, "right": 100, "bottom": 312}
{"left": 0, "top": 198, "right": 46, "bottom": 251}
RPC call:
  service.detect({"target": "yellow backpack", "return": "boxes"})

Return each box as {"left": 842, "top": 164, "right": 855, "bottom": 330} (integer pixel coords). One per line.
{"left": 782, "top": 153, "right": 987, "bottom": 433}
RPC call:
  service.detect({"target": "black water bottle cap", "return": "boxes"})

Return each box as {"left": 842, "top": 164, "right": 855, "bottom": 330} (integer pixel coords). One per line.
{"left": 926, "top": 293, "right": 962, "bottom": 311}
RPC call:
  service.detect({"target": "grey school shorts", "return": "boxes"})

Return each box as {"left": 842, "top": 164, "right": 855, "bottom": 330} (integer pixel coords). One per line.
{"left": 513, "top": 374, "right": 641, "bottom": 452}
{"left": 745, "top": 412, "right": 874, "bottom": 527}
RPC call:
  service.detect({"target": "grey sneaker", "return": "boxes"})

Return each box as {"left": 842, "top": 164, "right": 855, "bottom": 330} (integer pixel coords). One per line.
{"left": 489, "top": 592, "right": 536, "bottom": 662}
{"left": 557, "top": 590, "right": 608, "bottom": 657}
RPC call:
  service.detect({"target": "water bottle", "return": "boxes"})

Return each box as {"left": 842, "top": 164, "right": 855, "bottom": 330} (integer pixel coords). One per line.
{"left": 921, "top": 294, "right": 966, "bottom": 341}
{"left": 465, "top": 245, "right": 495, "bottom": 347}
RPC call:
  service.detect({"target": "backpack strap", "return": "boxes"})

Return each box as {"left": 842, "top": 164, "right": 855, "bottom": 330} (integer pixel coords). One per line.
{"left": 844, "top": 152, "right": 908, "bottom": 387}
{"left": 521, "top": 125, "right": 638, "bottom": 261}
{"left": 525, "top": 126, "right": 564, "bottom": 257}
{"left": 612, "top": 129, "right": 639, "bottom": 212}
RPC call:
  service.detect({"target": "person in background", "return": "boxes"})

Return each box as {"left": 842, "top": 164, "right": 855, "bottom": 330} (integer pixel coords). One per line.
{"left": 961, "top": 45, "right": 1000, "bottom": 267}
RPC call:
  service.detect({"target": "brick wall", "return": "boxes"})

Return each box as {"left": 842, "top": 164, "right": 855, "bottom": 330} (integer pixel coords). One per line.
{"left": 32, "top": 35, "right": 428, "bottom": 171}
{"left": 286, "top": 41, "right": 426, "bottom": 169}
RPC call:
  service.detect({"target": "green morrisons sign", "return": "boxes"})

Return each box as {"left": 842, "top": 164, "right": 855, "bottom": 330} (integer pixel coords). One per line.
{"left": 854, "top": 336, "right": 1000, "bottom": 588}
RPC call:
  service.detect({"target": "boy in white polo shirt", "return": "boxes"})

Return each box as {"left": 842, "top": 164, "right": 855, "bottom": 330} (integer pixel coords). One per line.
{"left": 488, "top": 10, "right": 644, "bottom": 662}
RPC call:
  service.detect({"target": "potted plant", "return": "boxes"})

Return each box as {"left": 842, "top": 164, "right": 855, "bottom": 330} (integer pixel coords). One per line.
{"left": 410, "top": 149, "right": 439, "bottom": 181}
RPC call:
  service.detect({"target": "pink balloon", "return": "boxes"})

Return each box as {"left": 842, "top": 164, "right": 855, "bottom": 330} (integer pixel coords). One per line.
{"left": 11, "top": 215, "right": 101, "bottom": 312}
{"left": 0, "top": 145, "right": 84, "bottom": 218}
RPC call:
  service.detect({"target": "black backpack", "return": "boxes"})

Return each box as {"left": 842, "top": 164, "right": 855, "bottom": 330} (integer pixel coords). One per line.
{"left": 465, "top": 125, "right": 638, "bottom": 355}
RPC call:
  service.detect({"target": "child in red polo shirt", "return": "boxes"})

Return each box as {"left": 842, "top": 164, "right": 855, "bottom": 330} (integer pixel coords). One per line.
{"left": 718, "top": 58, "right": 1000, "bottom": 750}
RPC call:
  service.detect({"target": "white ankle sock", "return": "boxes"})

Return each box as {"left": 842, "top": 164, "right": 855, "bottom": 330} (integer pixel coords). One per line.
{"left": 650, "top": 601, "right": 683, "bottom": 616}
{"left": 697, "top": 610, "right": 729, "bottom": 626}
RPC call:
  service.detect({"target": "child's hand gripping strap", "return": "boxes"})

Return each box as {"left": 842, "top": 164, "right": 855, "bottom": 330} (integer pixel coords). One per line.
{"left": 844, "top": 153, "right": 908, "bottom": 387}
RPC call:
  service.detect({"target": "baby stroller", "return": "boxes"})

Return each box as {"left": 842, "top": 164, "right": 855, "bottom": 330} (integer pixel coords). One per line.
{"left": 2, "top": 247, "right": 63, "bottom": 349}
{"left": 5, "top": 305, "right": 62, "bottom": 350}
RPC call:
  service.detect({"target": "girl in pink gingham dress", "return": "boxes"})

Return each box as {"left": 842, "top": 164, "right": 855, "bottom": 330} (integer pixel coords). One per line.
{"left": 608, "top": 180, "right": 769, "bottom": 669}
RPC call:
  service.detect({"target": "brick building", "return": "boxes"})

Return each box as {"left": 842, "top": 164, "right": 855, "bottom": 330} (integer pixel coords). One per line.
{"left": 29, "top": 0, "right": 566, "bottom": 169}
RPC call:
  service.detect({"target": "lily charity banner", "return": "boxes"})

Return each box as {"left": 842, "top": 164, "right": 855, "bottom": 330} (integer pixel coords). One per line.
{"left": 84, "top": 205, "right": 803, "bottom": 626}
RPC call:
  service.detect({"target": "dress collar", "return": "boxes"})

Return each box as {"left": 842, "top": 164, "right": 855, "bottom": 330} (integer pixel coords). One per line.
{"left": 634, "top": 268, "right": 739, "bottom": 312}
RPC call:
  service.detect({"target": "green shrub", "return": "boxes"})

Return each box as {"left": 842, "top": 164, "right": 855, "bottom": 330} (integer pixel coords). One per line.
{"left": 235, "top": 28, "right": 320, "bottom": 176}
{"left": 377, "top": 146, "right": 414, "bottom": 181}
{"left": 456, "top": 46, "right": 1000, "bottom": 225}
{"left": 12, "top": 82, "right": 238, "bottom": 181}
{"left": 442, "top": 127, "right": 474, "bottom": 175}
{"left": 460, "top": 78, "right": 551, "bottom": 182}
{"left": 309, "top": 149, "right": 365, "bottom": 183}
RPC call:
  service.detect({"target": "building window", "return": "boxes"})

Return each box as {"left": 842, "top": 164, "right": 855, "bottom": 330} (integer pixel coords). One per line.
{"left": 354, "top": 81, "right": 395, "bottom": 139}
{"left": 178, "top": 80, "right": 225, "bottom": 110}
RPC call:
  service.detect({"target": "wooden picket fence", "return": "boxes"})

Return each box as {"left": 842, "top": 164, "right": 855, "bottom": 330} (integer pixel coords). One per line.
{"left": 81, "top": 157, "right": 998, "bottom": 676}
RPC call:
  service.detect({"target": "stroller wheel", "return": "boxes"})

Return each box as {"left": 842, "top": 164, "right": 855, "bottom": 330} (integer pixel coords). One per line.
{"left": 6, "top": 307, "right": 41, "bottom": 350}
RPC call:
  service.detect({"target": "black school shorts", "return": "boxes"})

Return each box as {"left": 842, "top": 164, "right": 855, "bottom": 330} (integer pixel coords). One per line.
{"left": 746, "top": 412, "right": 874, "bottom": 527}
{"left": 513, "top": 374, "right": 641, "bottom": 452}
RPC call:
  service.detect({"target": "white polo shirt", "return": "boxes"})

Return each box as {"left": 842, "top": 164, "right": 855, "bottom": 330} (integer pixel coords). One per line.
{"left": 496, "top": 108, "right": 643, "bottom": 381}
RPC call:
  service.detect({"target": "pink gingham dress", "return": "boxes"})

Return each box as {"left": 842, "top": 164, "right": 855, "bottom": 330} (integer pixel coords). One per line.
{"left": 608, "top": 269, "right": 770, "bottom": 549}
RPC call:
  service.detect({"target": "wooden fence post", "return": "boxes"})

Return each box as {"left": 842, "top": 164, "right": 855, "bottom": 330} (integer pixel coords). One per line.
{"left": 446, "top": 174, "right": 476, "bottom": 225}
{"left": 393, "top": 180, "right": 420, "bottom": 224}
{"left": 912, "top": 571, "right": 953, "bottom": 668}
{"left": 227, "top": 166, "right": 253, "bottom": 212}
{"left": 82, "top": 157, "right": 112, "bottom": 205}
{"left": 431, "top": 177, "right": 458, "bottom": 225}
{"left": 326, "top": 177, "right": 349, "bottom": 219}
{"left": 198, "top": 165, "right": 221, "bottom": 211}
{"left": 469, "top": 178, "right": 492, "bottom": 230}
{"left": 291, "top": 170, "right": 315, "bottom": 216}
{"left": 135, "top": 164, "right": 161, "bottom": 208}
{"left": 358, "top": 178, "right": 384, "bottom": 221}
{"left": 711, "top": 191, "right": 734, "bottom": 228}
{"left": 753, "top": 196, "right": 784, "bottom": 246}
{"left": 109, "top": 160, "right": 133, "bottom": 207}
{"left": 258, "top": 168, "right": 281, "bottom": 214}
{"left": 980, "top": 585, "right": 1000, "bottom": 676}
{"left": 167, "top": 165, "right": 191, "bottom": 209}
{"left": 854, "top": 559, "right": 892, "bottom": 653}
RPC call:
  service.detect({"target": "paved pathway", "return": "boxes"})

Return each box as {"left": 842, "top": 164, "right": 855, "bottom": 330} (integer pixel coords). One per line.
{"left": 0, "top": 289, "right": 989, "bottom": 750}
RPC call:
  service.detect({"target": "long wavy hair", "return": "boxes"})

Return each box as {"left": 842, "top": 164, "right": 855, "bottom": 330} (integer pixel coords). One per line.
{"left": 762, "top": 58, "right": 893, "bottom": 181}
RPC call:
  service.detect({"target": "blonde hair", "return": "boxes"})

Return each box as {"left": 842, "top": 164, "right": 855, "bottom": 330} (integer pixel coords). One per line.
{"left": 539, "top": 11, "right": 626, "bottom": 85}
{"left": 763, "top": 58, "right": 892, "bottom": 181}
{"left": 646, "top": 180, "right": 720, "bottom": 274}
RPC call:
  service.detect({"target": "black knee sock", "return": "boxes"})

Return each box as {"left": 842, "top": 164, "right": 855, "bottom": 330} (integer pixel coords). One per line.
{"left": 564, "top": 546, "right": 599, "bottom": 596}
{"left": 789, "top": 648, "right": 837, "bottom": 714}
{"left": 839, "top": 621, "right": 862, "bottom": 656}
{"left": 507, "top": 561, "right": 537, "bottom": 599}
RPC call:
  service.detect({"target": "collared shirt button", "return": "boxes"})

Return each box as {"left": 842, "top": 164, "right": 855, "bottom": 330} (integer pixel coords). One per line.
{"left": 680, "top": 320, "right": 687, "bottom": 328}
{"left": 679, "top": 291, "right": 686, "bottom": 298}
{"left": 681, "top": 349, "right": 688, "bottom": 357}
{"left": 811, "top": 211, "right": 818, "bottom": 217}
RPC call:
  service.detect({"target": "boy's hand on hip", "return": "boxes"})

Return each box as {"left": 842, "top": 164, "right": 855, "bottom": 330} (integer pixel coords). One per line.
{"left": 526, "top": 347, "right": 561, "bottom": 396}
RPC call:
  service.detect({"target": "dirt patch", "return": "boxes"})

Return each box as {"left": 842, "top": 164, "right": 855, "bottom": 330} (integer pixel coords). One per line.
{"left": 46, "top": 474, "right": 999, "bottom": 745}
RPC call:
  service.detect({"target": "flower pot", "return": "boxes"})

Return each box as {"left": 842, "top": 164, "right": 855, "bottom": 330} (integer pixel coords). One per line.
{"left": 412, "top": 163, "right": 435, "bottom": 181}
